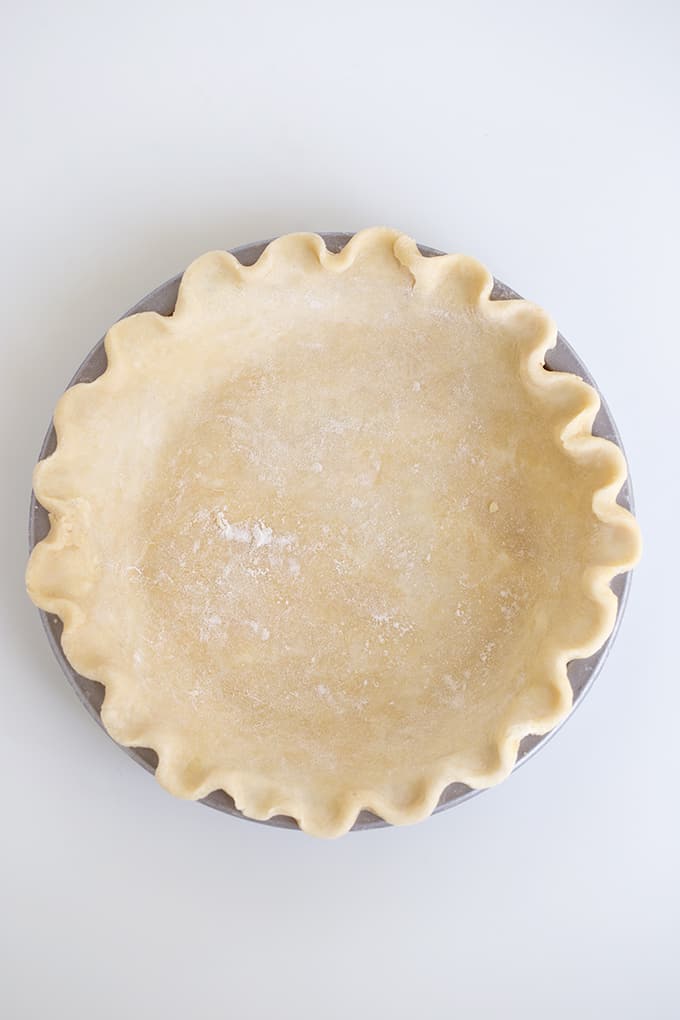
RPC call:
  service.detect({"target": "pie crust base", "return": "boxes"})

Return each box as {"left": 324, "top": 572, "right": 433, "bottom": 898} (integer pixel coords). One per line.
{"left": 26, "top": 229, "right": 641, "bottom": 837}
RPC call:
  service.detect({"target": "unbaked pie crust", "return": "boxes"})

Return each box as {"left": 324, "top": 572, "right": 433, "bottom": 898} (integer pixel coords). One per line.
{"left": 26, "top": 228, "right": 641, "bottom": 837}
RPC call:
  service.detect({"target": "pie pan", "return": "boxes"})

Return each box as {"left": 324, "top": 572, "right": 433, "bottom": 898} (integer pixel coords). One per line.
{"left": 28, "top": 232, "right": 635, "bottom": 831}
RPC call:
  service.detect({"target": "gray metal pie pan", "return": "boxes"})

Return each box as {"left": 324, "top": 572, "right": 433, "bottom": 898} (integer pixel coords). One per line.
{"left": 28, "top": 233, "right": 635, "bottom": 831}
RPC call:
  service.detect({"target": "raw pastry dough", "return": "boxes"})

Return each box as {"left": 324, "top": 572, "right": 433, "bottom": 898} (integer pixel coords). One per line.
{"left": 26, "top": 229, "right": 641, "bottom": 837}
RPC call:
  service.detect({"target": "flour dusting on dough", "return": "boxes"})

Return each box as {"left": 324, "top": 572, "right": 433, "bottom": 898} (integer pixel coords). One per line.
{"left": 107, "top": 245, "right": 554, "bottom": 772}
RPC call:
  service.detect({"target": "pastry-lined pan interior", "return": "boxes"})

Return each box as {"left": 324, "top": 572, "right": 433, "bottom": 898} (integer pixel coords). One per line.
{"left": 28, "top": 234, "right": 634, "bottom": 831}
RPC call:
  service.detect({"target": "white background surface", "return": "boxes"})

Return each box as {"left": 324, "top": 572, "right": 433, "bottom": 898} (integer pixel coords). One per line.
{"left": 2, "top": 3, "right": 678, "bottom": 1017}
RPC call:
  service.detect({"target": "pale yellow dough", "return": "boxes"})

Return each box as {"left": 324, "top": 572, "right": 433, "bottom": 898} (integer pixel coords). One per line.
{"left": 26, "top": 228, "right": 641, "bottom": 837}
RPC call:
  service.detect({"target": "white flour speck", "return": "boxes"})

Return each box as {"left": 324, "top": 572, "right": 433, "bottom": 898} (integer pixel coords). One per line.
{"left": 252, "top": 522, "right": 273, "bottom": 548}
{"left": 323, "top": 418, "right": 359, "bottom": 435}
{"left": 215, "top": 512, "right": 295, "bottom": 552}
{"left": 217, "top": 513, "right": 251, "bottom": 543}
